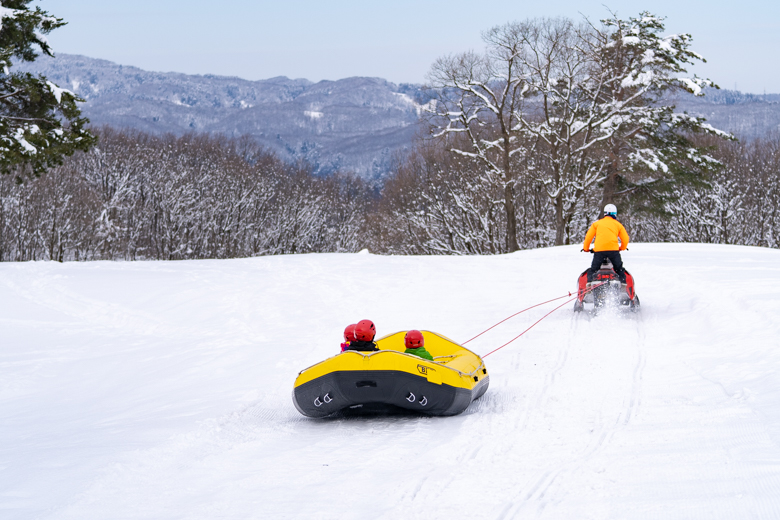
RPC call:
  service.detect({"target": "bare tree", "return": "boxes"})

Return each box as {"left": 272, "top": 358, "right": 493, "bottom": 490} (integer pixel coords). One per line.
{"left": 426, "top": 29, "right": 535, "bottom": 252}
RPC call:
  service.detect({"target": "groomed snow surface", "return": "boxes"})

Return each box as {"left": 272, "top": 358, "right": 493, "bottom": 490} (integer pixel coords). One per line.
{"left": 2, "top": 244, "right": 780, "bottom": 519}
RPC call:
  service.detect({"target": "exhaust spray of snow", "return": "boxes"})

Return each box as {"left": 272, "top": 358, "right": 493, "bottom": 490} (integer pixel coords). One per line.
{"left": 2, "top": 243, "right": 780, "bottom": 519}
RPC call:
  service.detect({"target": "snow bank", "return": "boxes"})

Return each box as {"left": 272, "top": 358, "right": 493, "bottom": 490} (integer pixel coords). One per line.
{"left": 2, "top": 243, "right": 780, "bottom": 519}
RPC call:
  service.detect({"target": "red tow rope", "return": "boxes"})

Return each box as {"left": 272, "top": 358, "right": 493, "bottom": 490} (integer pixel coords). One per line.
{"left": 461, "top": 293, "right": 573, "bottom": 345}
{"left": 481, "top": 296, "right": 576, "bottom": 358}
{"left": 466, "top": 282, "right": 607, "bottom": 358}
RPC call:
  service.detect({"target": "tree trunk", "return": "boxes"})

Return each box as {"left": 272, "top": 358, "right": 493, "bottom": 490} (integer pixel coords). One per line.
{"left": 600, "top": 153, "right": 620, "bottom": 211}
{"left": 600, "top": 172, "right": 618, "bottom": 211}
{"left": 504, "top": 183, "right": 519, "bottom": 252}
{"left": 554, "top": 195, "right": 565, "bottom": 246}
{"left": 503, "top": 129, "right": 519, "bottom": 252}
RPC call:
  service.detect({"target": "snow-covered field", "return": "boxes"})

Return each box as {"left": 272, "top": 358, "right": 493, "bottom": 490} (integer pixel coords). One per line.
{"left": 2, "top": 244, "right": 780, "bottom": 519}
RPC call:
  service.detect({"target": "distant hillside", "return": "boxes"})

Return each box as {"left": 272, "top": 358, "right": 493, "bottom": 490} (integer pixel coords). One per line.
{"left": 18, "top": 54, "right": 780, "bottom": 178}
{"left": 19, "top": 54, "right": 429, "bottom": 178}
{"left": 673, "top": 88, "right": 780, "bottom": 138}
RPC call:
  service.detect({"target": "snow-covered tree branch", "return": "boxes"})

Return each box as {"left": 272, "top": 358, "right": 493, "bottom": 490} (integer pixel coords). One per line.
{"left": 0, "top": 0, "right": 95, "bottom": 177}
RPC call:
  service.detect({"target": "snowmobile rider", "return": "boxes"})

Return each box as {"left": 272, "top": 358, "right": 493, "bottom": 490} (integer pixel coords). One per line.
{"left": 403, "top": 330, "right": 434, "bottom": 361}
{"left": 340, "top": 324, "right": 356, "bottom": 352}
{"left": 582, "top": 204, "right": 629, "bottom": 283}
{"left": 345, "top": 319, "right": 379, "bottom": 352}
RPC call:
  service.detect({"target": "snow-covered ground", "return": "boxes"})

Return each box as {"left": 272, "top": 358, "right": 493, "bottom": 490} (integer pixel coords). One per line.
{"left": 2, "top": 244, "right": 780, "bottom": 519}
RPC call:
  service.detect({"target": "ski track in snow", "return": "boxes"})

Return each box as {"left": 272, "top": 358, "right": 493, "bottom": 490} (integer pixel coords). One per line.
{"left": 493, "top": 309, "right": 648, "bottom": 519}
{"left": 2, "top": 244, "right": 780, "bottom": 519}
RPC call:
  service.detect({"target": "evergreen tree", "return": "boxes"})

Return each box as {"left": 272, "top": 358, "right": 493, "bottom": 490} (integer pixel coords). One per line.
{"left": 0, "top": 0, "right": 94, "bottom": 177}
{"left": 586, "top": 12, "right": 733, "bottom": 214}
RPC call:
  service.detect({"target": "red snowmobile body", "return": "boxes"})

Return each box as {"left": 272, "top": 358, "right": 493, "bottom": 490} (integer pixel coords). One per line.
{"left": 574, "top": 258, "right": 640, "bottom": 312}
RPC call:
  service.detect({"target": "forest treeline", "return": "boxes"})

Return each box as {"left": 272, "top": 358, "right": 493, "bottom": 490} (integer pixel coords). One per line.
{"left": 0, "top": 125, "right": 779, "bottom": 262}
{"left": 0, "top": 128, "right": 368, "bottom": 261}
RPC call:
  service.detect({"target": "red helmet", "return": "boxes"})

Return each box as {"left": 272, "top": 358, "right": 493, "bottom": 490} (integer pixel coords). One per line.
{"left": 343, "top": 324, "right": 356, "bottom": 342}
{"left": 354, "top": 319, "right": 376, "bottom": 341}
{"left": 405, "top": 330, "right": 424, "bottom": 349}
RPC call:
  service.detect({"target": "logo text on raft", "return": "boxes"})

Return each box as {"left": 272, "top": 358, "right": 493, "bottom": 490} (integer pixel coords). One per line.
{"left": 417, "top": 365, "right": 430, "bottom": 375}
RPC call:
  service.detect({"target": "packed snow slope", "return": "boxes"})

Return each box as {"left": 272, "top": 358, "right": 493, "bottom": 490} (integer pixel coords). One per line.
{"left": 2, "top": 244, "right": 780, "bottom": 520}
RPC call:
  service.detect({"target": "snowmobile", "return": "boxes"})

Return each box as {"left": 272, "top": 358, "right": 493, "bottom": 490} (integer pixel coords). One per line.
{"left": 573, "top": 255, "right": 640, "bottom": 313}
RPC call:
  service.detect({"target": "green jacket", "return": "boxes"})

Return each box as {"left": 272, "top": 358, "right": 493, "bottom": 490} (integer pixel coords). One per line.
{"left": 405, "top": 346, "right": 433, "bottom": 361}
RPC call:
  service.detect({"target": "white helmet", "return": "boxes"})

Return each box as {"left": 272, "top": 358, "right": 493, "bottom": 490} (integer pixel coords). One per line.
{"left": 604, "top": 204, "right": 617, "bottom": 216}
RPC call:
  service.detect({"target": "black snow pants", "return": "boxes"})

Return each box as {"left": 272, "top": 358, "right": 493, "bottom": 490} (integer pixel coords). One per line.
{"left": 589, "top": 250, "right": 625, "bottom": 282}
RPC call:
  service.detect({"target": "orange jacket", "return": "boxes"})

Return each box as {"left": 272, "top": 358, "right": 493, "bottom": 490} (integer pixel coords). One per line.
{"left": 582, "top": 216, "right": 629, "bottom": 252}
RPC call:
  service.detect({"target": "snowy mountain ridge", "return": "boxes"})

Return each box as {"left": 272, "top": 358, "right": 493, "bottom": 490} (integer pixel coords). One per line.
{"left": 18, "top": 54, "right": 427, "bottom": 178}
{"left": 17, "top": 54, "right": 780, "bottom": 178}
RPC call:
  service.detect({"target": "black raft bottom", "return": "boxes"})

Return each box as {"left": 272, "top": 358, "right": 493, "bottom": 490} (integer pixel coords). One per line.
{"left": 338, "top": 403, "right": 421, "bottom": 418}
{"left": 294, "top": 370, "right": 488, "bottom": 418}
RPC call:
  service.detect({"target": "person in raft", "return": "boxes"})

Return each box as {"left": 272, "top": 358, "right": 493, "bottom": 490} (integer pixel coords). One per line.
{"left": 340, "top": 323, "right": 356, "bottom": 352}
{"left": 345, "top": 319, "right": 379, "bottom": 352}
{"left": 404, "top": 330, "right": 433, "bottom": 361}
{"left": 582, "top": 203, "right": 629, "bottom": 283}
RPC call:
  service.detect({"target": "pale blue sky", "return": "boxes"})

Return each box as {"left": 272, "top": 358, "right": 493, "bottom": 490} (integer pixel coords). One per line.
{"left": 42, "top": 0, "right": 780, "bottom": 93}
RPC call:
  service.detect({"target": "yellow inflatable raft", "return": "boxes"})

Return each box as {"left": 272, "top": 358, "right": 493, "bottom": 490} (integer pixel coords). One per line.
{"left": 293, "top": 330, "right": 489, "bottom": 418}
